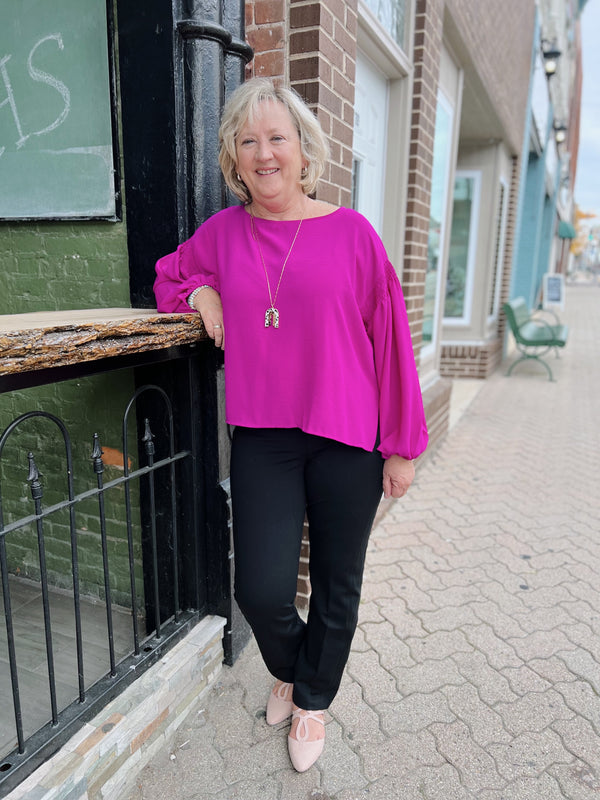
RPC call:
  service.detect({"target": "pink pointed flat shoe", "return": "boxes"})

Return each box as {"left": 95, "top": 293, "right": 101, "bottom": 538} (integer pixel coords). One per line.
{"left": 266, "top": 681, "right": 294, "bottom": 725}
{"left": 288, "top": 708, "right": 325, "bottom": 772}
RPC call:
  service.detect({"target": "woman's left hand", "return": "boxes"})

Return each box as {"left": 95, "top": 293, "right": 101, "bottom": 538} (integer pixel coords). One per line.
{"left": 383, "top": 455, "right": 415, "bottom": 499}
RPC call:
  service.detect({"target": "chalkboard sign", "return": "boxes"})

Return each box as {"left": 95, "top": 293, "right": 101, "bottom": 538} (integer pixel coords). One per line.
{"left": 0, "top": 0, "right": 116, "bottom": 219}
{"left": 543, "top": 273, "right": 565, "bottom": 312}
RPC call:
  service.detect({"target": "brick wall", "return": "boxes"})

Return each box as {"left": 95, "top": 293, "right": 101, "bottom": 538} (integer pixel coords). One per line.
{"left": 440, "top": 341, "right": 503, "bottom": 378}
{"left": 289, "top": 0, "right": 358, "bottom": 206}
{"left": 0, "top": 219, "right": 130, "bottom": 316}
{"left": 246, "top": 0, "right": 358, "bottom": 207}
{"left": 0, "top": 206, "right": 139, "bottom": 606}
{"left": 0, "top": 373, "right": 142, "bottom": 608}
{"left": 0, "top": 372, "right": 141, "bottom": 610}
{"left": 245, "top": 0, "right": 287, "bottom": 82}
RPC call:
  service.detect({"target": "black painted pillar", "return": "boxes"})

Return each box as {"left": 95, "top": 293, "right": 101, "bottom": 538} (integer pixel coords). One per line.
{"left": 118, "top": 0, "right": 252, "bottom": 304}
{"left": 117, "top": 0, "right": 252, "bottom": 663}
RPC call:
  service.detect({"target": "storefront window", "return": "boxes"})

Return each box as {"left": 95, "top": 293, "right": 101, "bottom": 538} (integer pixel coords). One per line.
{"left": 362, "top": 0, "right": 407, "bottom": 49}
{"left": 444, "top": 172, "right": 480, "bottom": 321}
{"left": 423, "top": 93, "right": 453, "bottom": 346}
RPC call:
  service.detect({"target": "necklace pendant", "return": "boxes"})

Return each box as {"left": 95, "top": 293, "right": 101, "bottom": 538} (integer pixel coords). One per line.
{"left": 265, "top": 307, "right": 280, "bottom": 328}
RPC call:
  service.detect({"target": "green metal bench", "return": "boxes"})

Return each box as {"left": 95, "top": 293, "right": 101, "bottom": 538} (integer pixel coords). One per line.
{"left": 502, "top": 297, "right": 569, "bottom": 381}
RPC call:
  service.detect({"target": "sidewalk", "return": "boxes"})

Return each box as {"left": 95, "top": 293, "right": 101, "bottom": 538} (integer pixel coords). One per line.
{"left": 126, "top": 284, "right": 600, "bottom": 800}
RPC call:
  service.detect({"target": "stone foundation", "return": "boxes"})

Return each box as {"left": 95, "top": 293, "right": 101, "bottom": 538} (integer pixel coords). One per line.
{"left": 5, "top": 616, "right": 226, "bottom": 800}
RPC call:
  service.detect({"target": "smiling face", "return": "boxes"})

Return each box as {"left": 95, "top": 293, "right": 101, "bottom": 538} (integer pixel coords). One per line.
{"left": 235, "top": 100, "right": 307, "bottom": 217}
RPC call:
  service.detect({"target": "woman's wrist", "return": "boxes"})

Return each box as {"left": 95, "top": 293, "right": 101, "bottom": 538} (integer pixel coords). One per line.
{"left": 187, "top": 285, "right": 213, "bottom": 310}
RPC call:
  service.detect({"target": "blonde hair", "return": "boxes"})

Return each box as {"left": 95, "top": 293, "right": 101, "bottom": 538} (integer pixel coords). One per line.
{"left": 219, "top": 78, "right": 330, "bottom": 203}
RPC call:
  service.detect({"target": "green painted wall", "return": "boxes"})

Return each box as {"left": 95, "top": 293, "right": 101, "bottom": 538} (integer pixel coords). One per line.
{"left": 0, "top": 134, "right": 145, "bottom": 611}
{"left": 0, "top": 218, "right": 131, "bottom": 313}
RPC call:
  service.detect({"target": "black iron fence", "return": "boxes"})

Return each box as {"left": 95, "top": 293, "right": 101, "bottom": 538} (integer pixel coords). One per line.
{"left": 0, "top": 384, "right": 206, "bottom": 793}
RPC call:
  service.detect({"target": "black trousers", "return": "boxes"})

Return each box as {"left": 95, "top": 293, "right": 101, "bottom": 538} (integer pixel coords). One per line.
{"left": 230, "top": 427, "right": 384, "bottom": 710}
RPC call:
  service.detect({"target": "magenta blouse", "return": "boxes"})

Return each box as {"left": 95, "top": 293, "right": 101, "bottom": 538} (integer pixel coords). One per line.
{"left": 154, "top": 205, "right": 428, "bottom": 460}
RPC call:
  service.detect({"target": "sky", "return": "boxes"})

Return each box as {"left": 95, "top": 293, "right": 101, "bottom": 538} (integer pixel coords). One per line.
{"left": 575, "top": 0, "right": 600, "bottom": 218}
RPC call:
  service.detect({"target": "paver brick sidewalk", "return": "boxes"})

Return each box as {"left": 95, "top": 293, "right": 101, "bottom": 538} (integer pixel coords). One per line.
{"left": 127, "top": 284, "right": 600, "bottom": 800}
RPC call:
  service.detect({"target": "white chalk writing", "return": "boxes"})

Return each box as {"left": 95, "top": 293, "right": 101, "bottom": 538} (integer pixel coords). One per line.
{"left": 0, "top": 33, "right": 71, "bottom": 158}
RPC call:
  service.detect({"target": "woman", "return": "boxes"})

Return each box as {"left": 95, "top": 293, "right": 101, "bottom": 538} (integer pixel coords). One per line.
{"left": 154, "top": 77, "right": 428, "bottom": 772}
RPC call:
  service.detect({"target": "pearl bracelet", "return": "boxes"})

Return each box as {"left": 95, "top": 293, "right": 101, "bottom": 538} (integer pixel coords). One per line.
{"left": 187, "top": 285, "right": 212, "bottom": 310}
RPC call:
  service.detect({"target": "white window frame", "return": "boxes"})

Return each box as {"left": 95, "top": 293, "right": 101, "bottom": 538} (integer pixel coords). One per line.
{"left": 421, "top": 88, "right": 456, "bottom": 365}
{"left": 443, "top": 169, "right": 481, "bottom": 328}
{"left": 356, "top": 5, "right": 413, "bottom": 268}
{"left": 357, "top": 0, "right": 413, "bottom": 74}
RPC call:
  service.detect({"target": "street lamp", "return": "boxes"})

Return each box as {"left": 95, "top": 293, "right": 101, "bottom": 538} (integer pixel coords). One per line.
{"left": 541, "top": 38, "right": 562, "bottom": 76}
{"left": 554, "top": 123, "right": 567, "bottom": 144}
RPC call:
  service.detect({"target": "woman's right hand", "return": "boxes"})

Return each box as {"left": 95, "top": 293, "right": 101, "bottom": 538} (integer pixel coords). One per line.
{"left": 192, "top": 287, "right": 224, "bottom": 350}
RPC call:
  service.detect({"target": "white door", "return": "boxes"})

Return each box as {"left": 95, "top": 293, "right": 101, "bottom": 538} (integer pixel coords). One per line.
{"left": 352, "top": 53, "right": 388, "bottom": 235}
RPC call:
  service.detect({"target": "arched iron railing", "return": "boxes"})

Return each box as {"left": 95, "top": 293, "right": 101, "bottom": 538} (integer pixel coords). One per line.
{"left": 0, "top": 386, "right": 197, "bottom": 789}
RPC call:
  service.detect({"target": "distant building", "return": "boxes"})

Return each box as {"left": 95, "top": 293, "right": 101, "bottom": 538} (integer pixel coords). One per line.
{"left": 510, "top": 0, "right": 583, "bottom": 293}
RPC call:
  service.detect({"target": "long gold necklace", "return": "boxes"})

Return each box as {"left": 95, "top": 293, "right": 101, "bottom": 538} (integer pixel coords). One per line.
{"left": 250, "top": 207, "right": 304, "bottom": 328}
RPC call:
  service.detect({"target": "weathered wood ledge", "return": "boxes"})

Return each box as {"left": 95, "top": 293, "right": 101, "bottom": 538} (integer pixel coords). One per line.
{"left": 0, "top": 308, "right": 208, "bottom": 376}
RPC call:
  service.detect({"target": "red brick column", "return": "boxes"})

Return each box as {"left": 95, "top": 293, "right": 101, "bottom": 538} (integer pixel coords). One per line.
{"left": 245, "top": 0, "right": 287, "bottom": 81}
{"left": 288, "top": 0, "right": 357, "bottom": 206}
{"left": 246, "top": 0, "right": 357, "bottom": 206}
{"left": 289, "top": 0, "right": 359, "bottom": 604}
